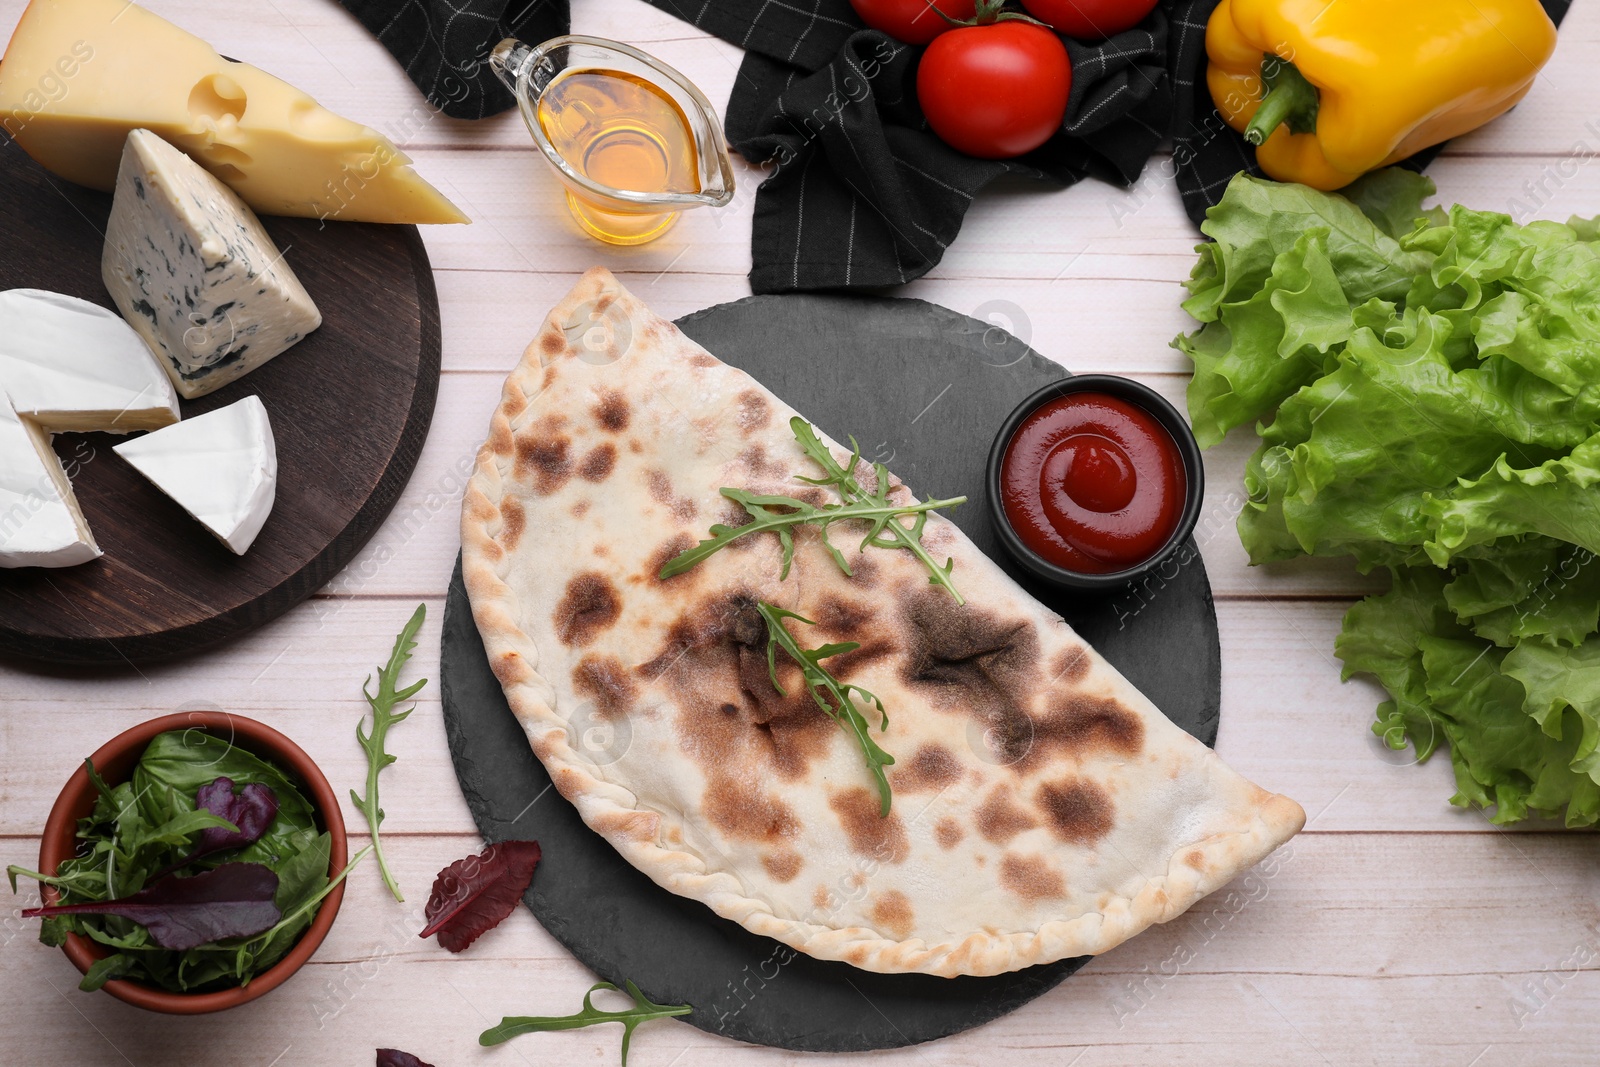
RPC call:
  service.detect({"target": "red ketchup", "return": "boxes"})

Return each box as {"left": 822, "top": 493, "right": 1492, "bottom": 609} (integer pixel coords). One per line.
{"left": 1000, "top": 392, "right": 1186, "bottom": 574}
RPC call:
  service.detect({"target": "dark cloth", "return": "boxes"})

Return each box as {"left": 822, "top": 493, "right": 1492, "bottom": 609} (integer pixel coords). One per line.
{"left": 343, "top": 0, "right": 1572, "bottom": 291}
{"left": 335, "top": 0, "right": 568, "bottom": 119}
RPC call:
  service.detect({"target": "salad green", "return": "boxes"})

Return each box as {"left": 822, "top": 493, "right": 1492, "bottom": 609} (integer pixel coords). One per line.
{"left": 9, "top": 731, "right": 360, "bottom": 992}
{"left": 1176, "top": 170, "right": 1600, "bottom": 827}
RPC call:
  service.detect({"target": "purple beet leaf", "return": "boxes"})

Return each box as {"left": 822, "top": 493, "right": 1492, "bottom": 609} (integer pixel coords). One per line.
{"left": 151, "top": 777, "right": 278, "bottom": 881}
{"left": 376, "top": 1051, "right": 436, "bottom": 1067}
{"left": 24, "top": 862, "right": 281, "bottom": 950}
{"left": 419, "top": 840, "right": 541, "bottom": 953}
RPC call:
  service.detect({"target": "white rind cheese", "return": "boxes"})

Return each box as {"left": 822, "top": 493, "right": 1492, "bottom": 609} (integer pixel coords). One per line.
{"left": 0, "top": 287, "right": 179, "bottom": 567}
{"left": 103, "top": 129, "right": 323, "bottom": 399}
{"left": 0, "top": 392, "right": 100, "bottom": 568}
{"left": 0, "top": 288, "right": 180, "bottom": 431}
{"left": 0, "top": 0, "right": 467, "bottom": 225}
{"left": 114, "top": 395, "right": 277, "bottom": 555}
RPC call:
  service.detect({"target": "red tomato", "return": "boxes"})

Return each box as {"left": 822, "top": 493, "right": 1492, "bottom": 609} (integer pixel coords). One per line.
{"left": 1020, "top": 0, "right": 1157, "bottom": 39}
{"left": 848, "top": 0, "right": 977, "bottom": 45}
{"left": 916, "top": 22, "right": 1071, "bottom": 159}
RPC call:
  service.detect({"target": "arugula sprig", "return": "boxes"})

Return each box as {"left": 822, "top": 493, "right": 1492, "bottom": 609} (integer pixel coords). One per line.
{"left": 479, "top": 980, "right": 692, "bottom": 1064}
{"left": 352, "top": 604, "right": 427, "bottom": 902}
{"left": 789, "top": 418, "right": 965, "bottom": 604}
{"left": 659, "top": 418, "right": 966, "bottom": 602}
{"left": 758, "top": 601, "right": 896, "bottom": 816}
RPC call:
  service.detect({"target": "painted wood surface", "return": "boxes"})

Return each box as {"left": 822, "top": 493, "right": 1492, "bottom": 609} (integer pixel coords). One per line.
{"left": 2, "top": 0, "right": 1597, "bottom": 1063}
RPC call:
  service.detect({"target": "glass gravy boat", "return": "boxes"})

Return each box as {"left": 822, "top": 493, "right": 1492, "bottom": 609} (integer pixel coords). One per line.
{"left": 490, "top": 35, "right": 736, "bottom": 245}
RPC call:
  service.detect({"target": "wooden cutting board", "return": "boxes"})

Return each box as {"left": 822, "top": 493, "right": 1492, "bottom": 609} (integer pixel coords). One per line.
{"left": 0, "top": 144, "right": 440, "bottom": 665}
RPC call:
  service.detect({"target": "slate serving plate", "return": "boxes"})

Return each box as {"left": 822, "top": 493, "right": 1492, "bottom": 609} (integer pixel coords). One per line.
{"left": 440, "top": 293, "right": 1220, "bottom": 1052}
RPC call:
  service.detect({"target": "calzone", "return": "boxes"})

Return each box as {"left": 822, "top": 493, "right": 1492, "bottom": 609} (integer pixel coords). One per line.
{"left": 462, "top": 268, "right": 1304, "bottom": 978}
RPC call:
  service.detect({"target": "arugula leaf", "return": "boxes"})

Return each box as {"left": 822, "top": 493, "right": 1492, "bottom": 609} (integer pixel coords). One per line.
{"left": 660, "top": 418, "right": 966, "bottom": 602}
{"left": 479, "top": 980, "right": 692, "bottom": 1064}
{"left": 352, "top": 604, "right": 428, "bottom": 902}
{"left": 758, "top": 601, "right": 896, "bottom": 816}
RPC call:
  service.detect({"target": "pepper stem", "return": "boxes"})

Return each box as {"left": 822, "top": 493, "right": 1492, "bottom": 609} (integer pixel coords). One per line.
{"left": 1244, "top": 55, "right": 1320, "bottom": 146}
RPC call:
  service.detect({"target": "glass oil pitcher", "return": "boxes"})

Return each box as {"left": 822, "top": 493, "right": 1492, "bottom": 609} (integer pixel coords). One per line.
{"left": 490, "top": 35, "right": 736, "bottom": 246}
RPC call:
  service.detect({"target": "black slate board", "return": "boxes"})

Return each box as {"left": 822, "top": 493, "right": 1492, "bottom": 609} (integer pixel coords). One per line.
{"left": 440, "top": 294, "right": 1221, "bottom": 1052}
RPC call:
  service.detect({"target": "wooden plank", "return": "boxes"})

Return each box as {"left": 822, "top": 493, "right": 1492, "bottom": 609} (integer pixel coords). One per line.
{"left": 2, "top": 832, "right": 1594, "bottom": 1065}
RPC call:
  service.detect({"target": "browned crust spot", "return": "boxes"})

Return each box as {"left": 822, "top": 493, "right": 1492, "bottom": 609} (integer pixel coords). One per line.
{"left": 736, "top": 389, "right": 772, "bottom": 434}
{"left": 761, "top": 849, "right": 804, "bottom": 883}
{"left": 828, "top": 787, "right": 909, "bottom": 864}
{"left": 594, "top": 389, "right": 630, "bottom": 432}
{"left": 704, "top": 781, "right": 798, "bottom": 843}
{"left": 1185, "top": 849, "right": 1206, "bottom": 871}
{"left": 690, "top": 352, "right": 718, "bottom": 368}
{"left": 735, "top": 443, "right": 788, "bottom": 480}
{"left": 999, "top": 853, "right": 1067, "bottom": 901}
{"left": 644, "top": 532, "right": 698, "bottom": 585}
{"left": 592, "top": 809, "right": 658, "bottom": 842}
{"left": 489, "top": 421, "right": 513, "bottom": 457}
{"left": 538, "top": 328, "right": 566, "bottom": 357}
{"left": 891, "top": 743, "right": 963, "bottom": 794}
{"left": 571, "top": 654, "right": 637, "bottom": 720}
{"left": 1053, "top": 646, "right": 1091, "bottom": 683}
{"left": 934, "top": 817, "right": 965, "bottom": 849}
{"left": 976, "top": 785, "right": 1039, "bottom": 845}
{"left": 553, "top": 572, "right": 622, "bottom": 647}
{"left": 1034, "top": 694, "right": 1145, "bottom": 760}
{"left": 496, "top": 497, "right": 525, "bottom": 551}
{"left": 645, "top": 469, "right": 698, "bottom": 522}
{"left": 1035, "top": 777, "right": 1114, "bottom": 846}
{"left": 578, "top": 442, "right": 617, "bottom": 482}
{"left": 514, "top": 415, "right": 573, "bottom": 495}
{"left": 870, "top": 889, "right": 915, "bottom": 939}
{"left": 571, "top": 499, "right": 591, "bottom": 518}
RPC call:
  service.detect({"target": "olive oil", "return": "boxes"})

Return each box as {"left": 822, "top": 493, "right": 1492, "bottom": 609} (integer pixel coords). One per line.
{"left": 535, "top": 68, "right": 700, "bottom": 244}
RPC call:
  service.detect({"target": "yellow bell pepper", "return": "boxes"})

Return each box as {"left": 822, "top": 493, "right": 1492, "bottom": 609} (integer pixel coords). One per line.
{"left": 1206, "top": 0, "right": 1558, "bottom": 190}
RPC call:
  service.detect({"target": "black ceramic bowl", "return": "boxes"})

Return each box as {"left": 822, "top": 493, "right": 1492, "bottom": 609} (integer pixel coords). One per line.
{"left": 985, "top": 374, "right": 1205, "bottom": 591}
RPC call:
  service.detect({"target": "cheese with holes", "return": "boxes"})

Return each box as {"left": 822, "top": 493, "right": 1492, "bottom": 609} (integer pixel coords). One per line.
{"left": 0, "top": 288, "right": 179, "bottom": 568}
{"left": 0, "top": 392, "right": 99, "bottom": 568}
{"left": 104, "top": 129, "right": 323, "bottom": 399}
{"left": 114, "top": 395, "right": 277, "bottom": 555}
{"left": 0, "top": 0, "right": 468, "bottom": 225}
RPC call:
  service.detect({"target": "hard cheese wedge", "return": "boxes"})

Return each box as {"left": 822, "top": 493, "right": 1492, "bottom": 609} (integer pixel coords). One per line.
{"left": 0, "top": 0, "right": 468, "bottom": 225}
{"left": 0, "top": 288, "right": 178, "bottom": 568}
{"left": 114, "top": 395, "right": 278, "bottom": 555}
{"left": 104, "top": 129, "right": 323, "bottom": 399}
{"left": 0, "top": 393, "right": 99, "bottom": 568}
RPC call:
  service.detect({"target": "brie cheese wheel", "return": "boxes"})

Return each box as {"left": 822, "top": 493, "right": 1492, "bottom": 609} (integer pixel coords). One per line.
{"left": 0, "top": 393, "right": 99, "bottom": 569}
{"left": 0, "top": 289, "right": 180, "bottom": 431}
{"left": 113, "top": 395, "right": 277, "bottom": 555}
{"left": 0, "top": 0, "right": 467, "bottom": 225}
{"left": 103, "top": 129, "right": 323, "bottom": 399}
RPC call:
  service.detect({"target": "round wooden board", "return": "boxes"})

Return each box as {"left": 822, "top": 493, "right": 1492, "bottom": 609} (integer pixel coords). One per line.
{"left": 0, "top": 144, "right": 441, "bottom": 666}
{"left": 440, "top": 294, "right": 1221, "bottom": 1052}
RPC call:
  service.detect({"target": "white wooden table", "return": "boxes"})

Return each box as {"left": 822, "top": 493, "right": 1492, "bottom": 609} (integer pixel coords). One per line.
{"left": 4, "top": 1, "right": 1598, "bottom": 1063}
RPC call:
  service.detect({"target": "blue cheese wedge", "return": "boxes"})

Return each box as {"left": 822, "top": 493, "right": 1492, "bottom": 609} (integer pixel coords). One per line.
{"left": 102, "top": 128, "right": 322, "bottom": 400}
{"left": 114, "top": 395, "right": 277, "bottom": 555}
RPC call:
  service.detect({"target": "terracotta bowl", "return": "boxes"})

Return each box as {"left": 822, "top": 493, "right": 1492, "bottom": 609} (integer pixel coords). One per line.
{"left": 36, "top": 711, "right": 348, "bottom": 1014}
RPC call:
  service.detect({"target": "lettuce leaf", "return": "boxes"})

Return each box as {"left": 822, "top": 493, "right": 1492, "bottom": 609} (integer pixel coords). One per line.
{"left": 1182, "top": 171, "right": 1600, "bottom": 828}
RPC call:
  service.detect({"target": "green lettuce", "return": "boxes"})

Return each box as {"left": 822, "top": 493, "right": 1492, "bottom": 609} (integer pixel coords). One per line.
{"left": 1179, "top": 171, "right": 1600, "bottom": 827}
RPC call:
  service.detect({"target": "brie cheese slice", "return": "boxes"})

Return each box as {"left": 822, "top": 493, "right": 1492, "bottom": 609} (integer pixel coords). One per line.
{"left": 103, "top": 129, "right": 323, "bottom": 399}
{"left": 0, "top": 392, "right": 100, "bottom": 569}
{"left": 0, "top": 289, "right": 180, "bottom": 431}
{"left": 114, "top": 396, "right": 277, "bottom": 555}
